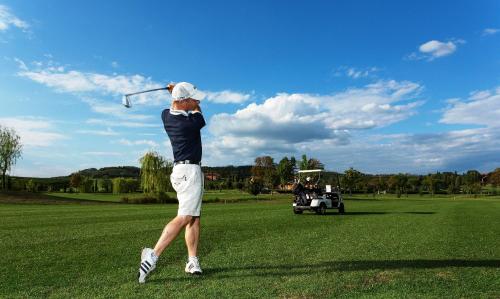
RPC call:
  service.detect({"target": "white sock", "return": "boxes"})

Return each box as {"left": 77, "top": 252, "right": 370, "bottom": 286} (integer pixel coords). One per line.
{"left": 151, "top": 252, "right": 159, "bottom": 263}
{"left": 188, "top": 256, "right": 198, "bottom": 263}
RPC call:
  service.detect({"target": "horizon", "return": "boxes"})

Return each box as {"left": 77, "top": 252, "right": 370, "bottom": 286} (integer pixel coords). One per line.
{"left": 1, "top": 1, "right": 499, "bottom": 177}
{"left": 10, "top": 163, "right": 497, "bottom": 180}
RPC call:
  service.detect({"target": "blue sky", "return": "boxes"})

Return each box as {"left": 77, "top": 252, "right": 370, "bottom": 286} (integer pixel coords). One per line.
{"left": 0, "top": 0, "right": 499, "bottom": 177}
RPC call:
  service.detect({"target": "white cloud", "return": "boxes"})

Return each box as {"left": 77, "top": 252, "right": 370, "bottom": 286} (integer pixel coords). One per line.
{"left": 116, "top": 138, "right": 159, "bottom": 147}
{"left": 83, "top": 151, "right": 123, "bottom": 156}
{"left": 441, "top": 86, "right": 500, "bottom": 126}
{"left": 14, "top": 57, "right": 28, "bottom": 70}
{"left": 407, "top": 39, "right": 465, "bottom": 61}
{"left": 0, "top": 5, "right": 29, "bottom": 32}
{"left": 204, "top": 90, "right": 252, "bottom": 104}
{"left": 205, "top": 80, "right": 423, "bottom": 165}
{"left": 419, "top": 40, "right": 457, "bottom": 57}
{"left": 0, "top": 117, "right": 66, "bottom": 147}
{"left": 81, "top": 97, "right": 153, "bottom": 120}
{"left": 11, "top": 164, "right": 73, "bottom": 178}
{"left": 204, "top": 124, "right": 500, "bottom": 174}
{"left": 111, "top": 61, "right": 119, "bottom": 68}
{"left": 482, "top": 28, "right": 500, "bottom": 36}
{"left": 76, "top": 127, "right": 119, "bottom": 136}
{"left": 18, "top": 60, "right": 252, "bottom": 107}
{"left": 298, "top": 126, "right": 500, "bottom": 174}
{"left": 293, "top": 85, "right": 500, "bottom": 173}
{"left": 86, "top": 118, "right": 161, "bottom": 128}
{"left": 334, "top": 66, "right": 379, "bottom": 79}
{"left": 18, "top": 63, "right": 167, "bottom": 106}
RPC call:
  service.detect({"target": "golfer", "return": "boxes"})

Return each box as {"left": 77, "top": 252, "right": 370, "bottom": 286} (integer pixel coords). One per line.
{"left": 138, "top": 82, "right": 206, "bottom": 283}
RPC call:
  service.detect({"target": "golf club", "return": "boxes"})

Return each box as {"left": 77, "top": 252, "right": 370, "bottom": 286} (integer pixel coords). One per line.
{"left": 122, "top": 86, "right": 171, "bottom": 108}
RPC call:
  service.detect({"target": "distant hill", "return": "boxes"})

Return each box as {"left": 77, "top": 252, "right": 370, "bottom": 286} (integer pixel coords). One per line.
{"left": 13, "top": 165, "right": 341, "bottom": 181}
{"left": 77, "top": 166, "right": 140, "bottom": 178}
{"left": 76, "top": 165, "right": 255, "bottom": 180}
{"left": 202, "top": 165, "right": 253, "bottom": 180}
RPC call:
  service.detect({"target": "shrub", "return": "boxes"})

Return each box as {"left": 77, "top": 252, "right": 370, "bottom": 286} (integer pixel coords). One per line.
{"left": 113, "top": 178, "right": 139, "bottom": 194}
{"left": 245, "top": 179, "right": 262, "bottom": 196}
{"left": 97, "top": 179, "right": 112, "bottom": 193}
{"left": 25, "top": 179, "right": 37, "bottom": 193}
{"left": 79, "top": 177, "right": 94, "bottom": 193}
{"left": 157, "top": 192, "right": 176, "bottom": 203}
{"left": 120, "top": 192, "right": 176, "bottom": 204}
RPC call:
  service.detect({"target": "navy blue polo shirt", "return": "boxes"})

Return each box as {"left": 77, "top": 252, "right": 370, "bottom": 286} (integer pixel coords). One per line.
{"left": 161, "top": 109, "right": 206, "bottom": 163}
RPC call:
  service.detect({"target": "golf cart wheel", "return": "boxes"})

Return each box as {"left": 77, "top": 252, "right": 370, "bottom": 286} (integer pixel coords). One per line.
{"left": 339, "top": 203, "right": 345, "bottom": 214}
{"left": 316, "top": 203, "right": 326, "bottom": 215}
{"left": 293, "top": 208, "right": 303, "bottom": 214}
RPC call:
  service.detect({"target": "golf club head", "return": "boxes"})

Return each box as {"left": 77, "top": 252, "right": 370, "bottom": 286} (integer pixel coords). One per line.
{"left": 122, "top": 95, "right": 131, "bottom": 108}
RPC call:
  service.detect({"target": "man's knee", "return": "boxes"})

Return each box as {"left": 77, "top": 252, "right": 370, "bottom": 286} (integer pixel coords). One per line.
{"left": 177, "top": 215, "right": 193, "bottom": 226}
{"left": 189, "top": 216, "right": 200, "bottom": 226}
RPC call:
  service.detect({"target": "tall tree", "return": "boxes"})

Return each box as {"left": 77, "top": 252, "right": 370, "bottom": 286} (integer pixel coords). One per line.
{"left": 299, "top": 154, "right": 308, "bottom": 170}
{"left": 70, "top": 173, "right": 83, "bottom": 190}
{"left": 290, "top": 156, "right": 297, "bottom": 172}
{"left": 376, "top": 176, "right": 387, "bottom": 194}
{"left": 251, "top": 156, "right": 276, "bottom": 189}
{"left": 299, "top": 154, "right": 324, "bottom": 171}
{"left": 343, "top": 167, "right": 362, "bottom": 196}
{"left": 140, "top": 151, "right": 172, "bottom": 195}
{"left": 395, "top": 173, "right": 409, "bottom": 197}
{"left": 423, "top": 174, "right": 436, "bottom": 196}
{"left": 464, "top": 170, "right": 481, "bottom": 195}
{"left": 307, "top": 158, "right": 324, "bottom": 170}
{"left": 276, "top": 156, "right": 295, "bottom": 188}
{"left": 407, "top": 176, "right": 421, "bottom": 194}
{"left": 489, "top": 168, "right": 500, "bottom": 187}
{"left": 0, "top": 126, "right": 22, "bottom": 190}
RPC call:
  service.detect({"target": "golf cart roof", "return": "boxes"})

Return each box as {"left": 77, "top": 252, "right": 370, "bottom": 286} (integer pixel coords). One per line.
{"left": 297, "top": 169, "right": 324, "bottom": 173}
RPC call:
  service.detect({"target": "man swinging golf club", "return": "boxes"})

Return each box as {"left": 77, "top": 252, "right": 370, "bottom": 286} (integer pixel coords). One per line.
{"left": 138, "top": 82, "right": 206, "bottom": 283}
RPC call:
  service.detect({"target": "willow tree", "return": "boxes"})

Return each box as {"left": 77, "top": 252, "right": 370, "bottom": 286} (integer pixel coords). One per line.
{"left": 0, "top": 126, "right": 22, "bottom": 190}
{"left": 139, "top": 151, "right": 172, "bottom": 196}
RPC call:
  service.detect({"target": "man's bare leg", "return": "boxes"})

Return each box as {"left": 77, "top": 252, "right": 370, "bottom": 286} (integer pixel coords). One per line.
{"left": 185, "top": 217, "right": 200, "bottom": 257}
{"left": 153, "top": 215, "right": 192, "bottom": 257}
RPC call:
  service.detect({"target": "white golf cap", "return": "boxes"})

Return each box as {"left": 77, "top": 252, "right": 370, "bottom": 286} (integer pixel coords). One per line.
{"left": 171, "top": 82, "right": 205, "bottom": 101}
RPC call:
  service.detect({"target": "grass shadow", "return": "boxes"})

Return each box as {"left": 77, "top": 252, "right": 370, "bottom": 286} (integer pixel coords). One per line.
{"left": 298, "top": 211, "right": 388, "bottom": 216}
{"left": 341, "top": 211, "right": 389, "bottom": 216}
{"left": 148, "top": 259, "right": 500, "bottom": 283}
{"left": 298, "top": 211, "right": 435, "bottom": 216}
{"left": 0, "top": 191, "right": 118, "bottom": 205}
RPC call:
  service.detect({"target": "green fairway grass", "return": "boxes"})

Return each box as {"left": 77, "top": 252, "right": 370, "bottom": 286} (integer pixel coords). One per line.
{"left": 45, "top": 189, "right": 291, "bottom": 203}
{"left": 44, "top": 192, "right": 145, "bottom": 202}
{"left": 0, "top": 196, "right": 499, "bottom": 298}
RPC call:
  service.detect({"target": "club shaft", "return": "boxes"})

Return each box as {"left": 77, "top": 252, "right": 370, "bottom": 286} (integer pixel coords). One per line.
{"left": 125, "top": 87, "right": 167, "bottom": 97}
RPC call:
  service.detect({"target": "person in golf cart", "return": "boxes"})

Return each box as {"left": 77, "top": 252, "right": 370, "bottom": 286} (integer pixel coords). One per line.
{"left": 293, "top": 175, "right": 322, "bottom": 206}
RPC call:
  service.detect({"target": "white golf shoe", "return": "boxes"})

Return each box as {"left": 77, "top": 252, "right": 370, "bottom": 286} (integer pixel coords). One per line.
{"left": 185, "top": 257, "right": 202, "bottom": 275}
{"left": 138, "top": 248, "right": 157, "bottom": 283}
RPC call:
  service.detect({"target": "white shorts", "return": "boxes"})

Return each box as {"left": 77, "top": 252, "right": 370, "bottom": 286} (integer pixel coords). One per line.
{"left": 170, "top": 164, "right": 204, "bottom": 216}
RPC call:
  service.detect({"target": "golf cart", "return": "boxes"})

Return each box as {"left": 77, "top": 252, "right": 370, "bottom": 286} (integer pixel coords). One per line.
{"left": 292, "top": 169, "right": 345, "bottom": 215}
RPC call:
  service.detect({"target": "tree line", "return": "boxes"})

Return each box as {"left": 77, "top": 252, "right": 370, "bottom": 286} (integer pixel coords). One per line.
{"left": 1, "top": 125, "right": 499, "bottom": 197}
{"left": 247, "top": 155, "right": 500, "bottom": 197}
{"left": 3, "top": 154, "right": 500, "bottom": 198}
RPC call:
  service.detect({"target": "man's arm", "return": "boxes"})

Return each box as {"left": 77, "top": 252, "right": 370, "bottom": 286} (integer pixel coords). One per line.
{"left": 192, "top": 101, "right": 201, "bottom": 113}
{"left": 191, "top": 109, "right": 205, "bottom": 129}
{"left": 161, "top": 109, "right": 170, "bottom": 131}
